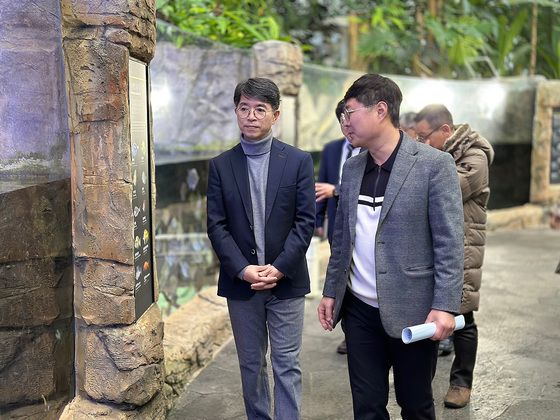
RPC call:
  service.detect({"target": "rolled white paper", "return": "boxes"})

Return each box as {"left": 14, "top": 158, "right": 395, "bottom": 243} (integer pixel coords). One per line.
{"left": 401, "top": 315, "right": 465, "bottom": 344}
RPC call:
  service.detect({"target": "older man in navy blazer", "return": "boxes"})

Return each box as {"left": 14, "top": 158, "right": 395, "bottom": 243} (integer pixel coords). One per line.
{"left": 207, "top": 78, "right": 315, "bottom": 420}
{"left": 318, "top": 74, "right": 464, "bottom": 419}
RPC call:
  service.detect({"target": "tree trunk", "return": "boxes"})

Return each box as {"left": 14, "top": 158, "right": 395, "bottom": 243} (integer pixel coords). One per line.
{"left": 530, "top": 1, "right": 538, "bottom": 76}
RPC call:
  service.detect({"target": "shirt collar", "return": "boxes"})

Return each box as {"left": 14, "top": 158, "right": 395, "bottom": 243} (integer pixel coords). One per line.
{"left": 365, "top": 131, "right": 403, "bottom": 173}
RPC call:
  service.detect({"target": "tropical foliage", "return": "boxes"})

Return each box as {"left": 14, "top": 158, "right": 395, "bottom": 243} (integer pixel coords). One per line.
{"left": 351, "top": 0, "right": 560, "bottom": 79}
{"left": 156, "top": 0, "right": 560, "bottom": 79}
{"left": 156, "top": 0, "right": 289, "bottom": 48}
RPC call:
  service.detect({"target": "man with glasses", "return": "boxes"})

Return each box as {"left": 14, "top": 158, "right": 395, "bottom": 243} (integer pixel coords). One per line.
{"left": 315, "top": 100, "right": 361, "bottom": 354}
{"left": 317, "top": 74, "right": 464, "bottom": 419}
{"left": 414, "top": 104, "right": 494, "bottom": 409}
{"left": 207, "top": 77, "right": 315, "bottom": 420}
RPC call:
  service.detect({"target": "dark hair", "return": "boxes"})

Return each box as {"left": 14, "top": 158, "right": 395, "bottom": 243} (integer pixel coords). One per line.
{"left": 233, "top": 77, "right": 281, "bottom": 110}
{"left": 343, "top": 74, "right": 402, "bottom": 127}
{"left": 335, "top": 100, "right": 345, "bottom": 120}
{"left": 399, "top": 112, "right": 417, "bottom": 129}
{"left": 414, "top": 104, "right": 454, "bottom": 129}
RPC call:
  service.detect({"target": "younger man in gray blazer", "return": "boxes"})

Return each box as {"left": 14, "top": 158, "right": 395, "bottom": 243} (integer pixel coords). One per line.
{"left": 317, "top": 74, "right": 464, "bottom": 419}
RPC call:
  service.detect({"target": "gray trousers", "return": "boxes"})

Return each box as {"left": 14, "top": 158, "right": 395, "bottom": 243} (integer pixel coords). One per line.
{"left": 227, "top": 291, "right": 305, "bottom": 420}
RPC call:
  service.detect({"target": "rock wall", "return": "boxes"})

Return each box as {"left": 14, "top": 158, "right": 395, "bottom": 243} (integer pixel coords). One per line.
{"left": 0, "top": 180, "right": 73, "bottom": 418}
{"left": 150, "top": 31, "right": 303, "bottom": 164}
{"left": 531, "top": 81, "right": 560, "bottom": 205}
{"left": 58, "top": 0, "right": 166, "bottom": 418}
{"left": 0, "top": 1, "right": 74, "bottom": 417}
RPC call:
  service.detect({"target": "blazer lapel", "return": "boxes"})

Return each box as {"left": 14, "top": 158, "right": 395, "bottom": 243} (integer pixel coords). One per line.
{"left": 265, "top": 139, "right": 288, "bottom": 223}
{"left": 230, "top": 144, "right": 253, "bottom": 225}
{"left": 379, "top": 138, "right": 417, "bottom": 227}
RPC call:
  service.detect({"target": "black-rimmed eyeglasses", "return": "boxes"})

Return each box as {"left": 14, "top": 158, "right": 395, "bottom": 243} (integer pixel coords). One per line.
{"left": 416, "top": 125, "right": 442, "bottom": 143}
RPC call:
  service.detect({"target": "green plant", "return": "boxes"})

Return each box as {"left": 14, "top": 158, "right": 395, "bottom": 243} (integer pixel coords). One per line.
{"left": 356, "top": 0, "right": 419, "bottom": 74}
{"left": 156, "top": 0, "right": 289, "bottom": 48}
{"left": 353, "top": 0, "right": 559, "bottom": 79}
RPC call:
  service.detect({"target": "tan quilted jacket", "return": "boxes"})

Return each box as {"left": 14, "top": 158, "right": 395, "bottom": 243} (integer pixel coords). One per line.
{"left": 443, "top": 124, "right": 494, "bottom": 313}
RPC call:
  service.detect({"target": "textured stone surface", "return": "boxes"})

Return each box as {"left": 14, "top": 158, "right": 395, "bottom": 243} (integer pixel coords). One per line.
{"left": 0, "top": 180, "right": 71, "bottom": 264}
{"left": 82, "top": 304, "right": 164, "bottom": 406}
{"left": 531, "top": 81, "right": 560, "bottom": 204}
{"left": 74, "top": 182, "right": 134, "bottom": 264}
{"left": 487, "top": 204, "right": 548, "bottom": 231}
{"left": 0, "top": 178, "right": 73, "bottom": 416}
{"left": 0, "top": 330, "right": 56, "bottom": 405}
{"left": 252, "top": 41, "right": 303, "bottom": 96}
{"left": 76, "top": 258, "right": 135, "bottom": 326}
{"left": 60, "top": 392, "right": 167, "bottom": 419}
{"left": 61, "top": 0, "right": 156, "bottom": 63}
{"left": 150, "top": 41, "right": 251, "bottom": 163}
{"left": 63, "top": 39, "right": 129, "bottom": 123}
{"left": 0, "top": 286, "right": 60, "bottom": 328}
{"left": 1, "top": 396, "right": 68, "bottom": 420}
{"left": 62, "top": 0, "right": 163, "bottom": 415}
{"left": 163, "top": 287, "right": 231, "bottom": 396}
{"left": 0, "top": 257, "right": 72, "bottom": 328}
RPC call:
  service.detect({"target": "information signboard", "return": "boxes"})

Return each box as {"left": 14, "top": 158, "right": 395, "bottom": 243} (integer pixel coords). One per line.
{"left": 129, "top": 58, "right": 155, "bottom": 319}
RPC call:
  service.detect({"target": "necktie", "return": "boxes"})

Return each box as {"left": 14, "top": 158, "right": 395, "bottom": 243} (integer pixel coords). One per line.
{"left": 345, "top": 144, "right": 353, "bottom": 161}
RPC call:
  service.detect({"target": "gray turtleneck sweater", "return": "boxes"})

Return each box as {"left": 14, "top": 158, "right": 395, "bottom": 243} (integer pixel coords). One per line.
{"left": 240, "top": 131, "right": 273, "bottom": 267}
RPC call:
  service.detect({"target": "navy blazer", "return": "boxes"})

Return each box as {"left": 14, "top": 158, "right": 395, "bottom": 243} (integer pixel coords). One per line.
{"left": 316, "top": 138, "right": 346, "bottom": 244}
{"left": 207, "top": 138, "right": 316, "bottom": 300}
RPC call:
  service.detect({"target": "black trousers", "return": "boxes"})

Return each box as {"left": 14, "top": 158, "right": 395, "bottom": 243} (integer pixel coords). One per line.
{"left": 449, "top": 311, "right": 477, "bottom": 388}
{"left": 342, "top": 291, "right": 438, "bottom": 420}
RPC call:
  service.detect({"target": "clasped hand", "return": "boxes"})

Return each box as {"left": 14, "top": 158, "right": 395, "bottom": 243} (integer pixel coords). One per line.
{"left": 243, "top": 264, "right": 284, "bottom": 291}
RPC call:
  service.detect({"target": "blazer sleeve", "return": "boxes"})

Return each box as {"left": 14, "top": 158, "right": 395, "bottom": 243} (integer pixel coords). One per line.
{"left": 272, "top": 153, "right": 316, "bottom": 279}
{"left": 429, "top": 152, "right": 464, "bottom": 313}
{"left": 206, "top": 158, "right": 250, "bottom": 278}
{"left": 322, "top": 162, "right": 348, "bottom": 298}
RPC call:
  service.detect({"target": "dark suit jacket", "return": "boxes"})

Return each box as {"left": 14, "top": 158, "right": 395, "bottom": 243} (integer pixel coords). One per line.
{"left": 207, "top": 138, "right": 316, "bottom": 300}
{"left": 316, "top": 138, "right": 346, "bottom": 244}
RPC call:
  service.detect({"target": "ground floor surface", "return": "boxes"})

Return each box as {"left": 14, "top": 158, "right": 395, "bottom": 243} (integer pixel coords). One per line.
{"left": 169, "top": 228, "right": 560, "bottom": 420}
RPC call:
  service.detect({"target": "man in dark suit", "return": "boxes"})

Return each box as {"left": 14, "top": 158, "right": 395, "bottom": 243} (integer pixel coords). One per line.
{"left": 315, "top": 100, "right": 360, "bottom": 355}
{"left": 315, "top": 100, "right": 360, "bottom": 244}
{"left": 207, "top": 77, "right": 315, "bottom": 420}
{"left": 317, "top": 74, "right": 464, "bottom": 419}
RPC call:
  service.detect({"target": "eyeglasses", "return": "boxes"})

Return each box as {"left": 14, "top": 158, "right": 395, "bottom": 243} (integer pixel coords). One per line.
{"left": 416, "top": 125, "right": 442, "bottom": 143}
{"left": 235, "top": 105, "right": 273, "bottom": 120}
{"left": 340, "top": 105, "right": 374, "bottom": 124}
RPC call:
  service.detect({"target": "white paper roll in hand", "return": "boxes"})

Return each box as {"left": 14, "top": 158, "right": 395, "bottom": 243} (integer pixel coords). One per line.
{"left": 401, "top": 315, "right": 465, "bottom": 344}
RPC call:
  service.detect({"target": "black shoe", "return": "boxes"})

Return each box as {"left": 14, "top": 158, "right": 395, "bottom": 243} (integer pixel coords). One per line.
{"left": 438, "top": 337, "right": 454, "bottom": 357}
{"left": 336, "top": 339, "right": 347, "bottom": 354}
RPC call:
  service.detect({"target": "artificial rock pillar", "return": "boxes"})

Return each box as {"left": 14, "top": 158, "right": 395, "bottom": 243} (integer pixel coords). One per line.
{"left": 59, "top": 0, "right": 166, "bottom": 417}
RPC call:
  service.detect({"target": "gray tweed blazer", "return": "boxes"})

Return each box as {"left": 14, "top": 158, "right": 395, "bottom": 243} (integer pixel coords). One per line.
{"left": 322, "top": 135, "right": 464, "bottom": 338}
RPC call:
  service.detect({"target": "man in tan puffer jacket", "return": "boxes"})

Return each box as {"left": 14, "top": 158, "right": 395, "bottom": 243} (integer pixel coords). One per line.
{"left": 414, "top": 104, "right": 494, "bottom": 409}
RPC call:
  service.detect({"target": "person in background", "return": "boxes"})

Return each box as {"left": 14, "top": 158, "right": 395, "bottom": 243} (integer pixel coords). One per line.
{"left": 414, "top": 104, "right": 494, "bottom": 409}
{"left": 399, "top": 111, "right": 417, "bottom": 139}
{"left": 315, "top": 100, "right": 361, "bottom": 355}
{"left": 207, "top": 77, "right": 316, "bottom": 420}
{"left": 318, "top": 74, "right": 464, "bottom": 419}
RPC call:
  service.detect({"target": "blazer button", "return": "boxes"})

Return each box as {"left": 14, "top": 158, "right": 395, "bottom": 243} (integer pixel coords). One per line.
{"left": 251, "top": 249, "right": 256, "bottom": 255}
